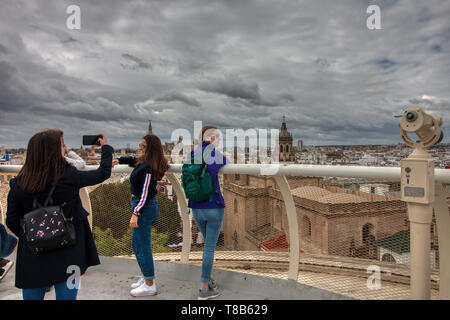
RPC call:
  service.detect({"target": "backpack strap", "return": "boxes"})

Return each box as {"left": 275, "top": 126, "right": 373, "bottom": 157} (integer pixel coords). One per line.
{"left": 201, "top": 146, "right": 220, "bottom": 203}
{"left": 43, "top": 184, "right": 57, "bottom": 207}
{"left": 33, "top": 184, "right": 57, "bottom": 209}
{"left": 32, "top": 197, "right": 42, "bottom": 209}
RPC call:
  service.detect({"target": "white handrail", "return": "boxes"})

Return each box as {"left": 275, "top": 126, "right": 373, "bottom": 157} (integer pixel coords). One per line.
{"left": 2, "top": 164, "right": 450, "bottom": 183}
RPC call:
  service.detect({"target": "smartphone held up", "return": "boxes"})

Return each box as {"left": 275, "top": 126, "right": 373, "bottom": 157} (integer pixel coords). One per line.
{"left": 82, "top": 134, "right": 106, "bottom": 146}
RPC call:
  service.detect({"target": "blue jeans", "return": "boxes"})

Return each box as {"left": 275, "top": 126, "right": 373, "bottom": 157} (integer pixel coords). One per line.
{"left": 22, "top": 281, "right": 78, "bottom": 300}
{"left": 131, "top": 197, "right": 159, "bottom": 280}
{"left": 191, "top": 208, "right": 225, "bottom": 283}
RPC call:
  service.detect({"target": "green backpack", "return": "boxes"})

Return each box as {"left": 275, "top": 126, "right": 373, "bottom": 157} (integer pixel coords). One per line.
{"left": 181, "top": 154, "right": 217, "bottom": 203}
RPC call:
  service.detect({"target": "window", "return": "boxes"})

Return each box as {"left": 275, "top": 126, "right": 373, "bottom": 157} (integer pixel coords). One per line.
{"left": 362, "top": 223, "right": 374, "bottom": 245}
{"left": 274, "top": 205, "right": 282, "bottom": 230}
{"left": 280, "top": 145, "right": 284, "bottom": 153}
{"left": 349, "top": 239, "right": 356, "bottom": 257}
{"left": 302, "top": 216, "right": 312, "bottom": 238}
{"left": 235, "top": 174, "right": 240, "bottom": 181}
{"left": 234, "top": 199, "right": 238, "bottom": 214}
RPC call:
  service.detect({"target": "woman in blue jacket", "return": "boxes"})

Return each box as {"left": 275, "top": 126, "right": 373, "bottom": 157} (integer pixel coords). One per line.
{"left": 189, "top": 126, "right": 228, "bottom": 300}
{"left": 115, "top": 134, "right": 169, "bottom": 297}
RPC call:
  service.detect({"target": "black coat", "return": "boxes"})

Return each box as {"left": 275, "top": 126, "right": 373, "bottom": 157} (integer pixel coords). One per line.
{"left": 6, "top": 145, "right": 114, "bottom": 289}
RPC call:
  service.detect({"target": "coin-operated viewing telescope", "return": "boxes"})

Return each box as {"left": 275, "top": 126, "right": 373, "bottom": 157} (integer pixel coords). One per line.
{"left": 399, "top": 107, "right": 444, "bottom": 205}
{"left": 399, "top": 106, "right": 445, "bottom": 300}
{"left": 399, "top": 106, "right": 444, "bottom": 149}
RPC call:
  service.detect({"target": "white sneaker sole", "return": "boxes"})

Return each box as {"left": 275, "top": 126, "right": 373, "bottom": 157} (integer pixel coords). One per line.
{"left": 130, "top": 290, "right": 157, "bottom": 297}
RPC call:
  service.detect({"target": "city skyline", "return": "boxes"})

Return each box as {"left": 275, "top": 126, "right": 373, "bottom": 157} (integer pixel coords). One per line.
{"left": 0, "top": 0, "right": 449, "bottom": 148}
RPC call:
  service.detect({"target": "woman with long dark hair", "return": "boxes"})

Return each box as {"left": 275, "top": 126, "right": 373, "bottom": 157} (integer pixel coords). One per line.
{"left": 114, "top": 134, "right": 169, "bottom": 297}
{"left": 6, "top": 129, "right": 113, "bottom": 300}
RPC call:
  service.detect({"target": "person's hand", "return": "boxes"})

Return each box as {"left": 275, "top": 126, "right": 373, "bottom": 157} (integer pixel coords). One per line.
{"left": 130, "top": 214, "right": 139, "bottom": 229}
{"left": 112, "top": 159, "right": 119, "bottom": 168}
{"left": 97, "top": 134, "right": 108, "bottom": 146}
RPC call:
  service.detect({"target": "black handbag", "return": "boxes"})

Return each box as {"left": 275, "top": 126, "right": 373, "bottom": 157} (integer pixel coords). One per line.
{"left": 21, "top": 185, "right": 76, "bottom": 255}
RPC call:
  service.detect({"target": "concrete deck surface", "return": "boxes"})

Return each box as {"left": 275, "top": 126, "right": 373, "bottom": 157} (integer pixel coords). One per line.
{"left": 0, "top": 255, "right": 353, "bottom": 300}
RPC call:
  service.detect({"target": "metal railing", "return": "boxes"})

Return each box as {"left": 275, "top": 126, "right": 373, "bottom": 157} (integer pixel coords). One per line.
{"left": 1, "top": 163, "right": 449, "bottom": 299}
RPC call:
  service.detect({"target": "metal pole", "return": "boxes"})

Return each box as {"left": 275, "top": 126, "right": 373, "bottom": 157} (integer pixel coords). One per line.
{"left": 166, "top": 172, "right": 191, "bottom": 264}
{"left": 273, "top": 175, "right": 300, "bottom": 281}
{"left": 434, "top": 183, "right": 450, "bottom": 299}
{"left": 407, "top": 203, "right": 433, "bottom": 299}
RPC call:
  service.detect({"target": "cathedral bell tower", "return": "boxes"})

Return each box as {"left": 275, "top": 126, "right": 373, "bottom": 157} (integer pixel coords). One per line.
{"left": 279, "top": 115, "right": 295, "bottom": 162}
{"left": 148, "top": 120, "right": 153, "bottom": 135}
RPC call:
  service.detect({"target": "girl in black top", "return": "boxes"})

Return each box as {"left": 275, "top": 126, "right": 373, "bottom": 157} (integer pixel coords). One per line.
{"left": 113, "top": 134, "right": 169, "bottom": 297}
{"left": 6, "top": 130, "right": 112, "bottom": 300}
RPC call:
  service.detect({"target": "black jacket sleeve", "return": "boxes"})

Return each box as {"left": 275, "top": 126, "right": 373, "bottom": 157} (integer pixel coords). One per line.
{"left": 75, "top": 145, "right": 114, "bottom": 188}
{"left": 119, "top": 156, "right": 137, "bottom": 167}
{"left": 6, "top": 180, "right": 22, "bottom": 237}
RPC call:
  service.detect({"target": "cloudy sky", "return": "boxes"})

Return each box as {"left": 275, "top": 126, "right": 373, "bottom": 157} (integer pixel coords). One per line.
{"left": 0, "top": 0, "right": 449, "bottom": 149}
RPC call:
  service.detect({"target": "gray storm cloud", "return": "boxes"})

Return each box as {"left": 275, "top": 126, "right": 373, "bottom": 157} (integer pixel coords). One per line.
{"left": 0, "top": 0, "right": 449, "bottom": 148}
{"left": 120, "top": 53, "right": 151, "bottom": 71}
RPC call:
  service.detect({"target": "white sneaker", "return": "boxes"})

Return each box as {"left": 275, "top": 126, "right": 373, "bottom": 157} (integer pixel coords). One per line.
{"left": 131, "top": 277, "right": 145, "bottom": 289}
{"left": 130, "top": 281, "right": 157, "bottom": 297}
{"left": 0, "top": 260, "right": 14, "bottom": 281}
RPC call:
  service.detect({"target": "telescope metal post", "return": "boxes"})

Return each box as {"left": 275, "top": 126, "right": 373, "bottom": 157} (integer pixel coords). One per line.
{"left": 401, "top": 146, "right": 435, "bottom": 300}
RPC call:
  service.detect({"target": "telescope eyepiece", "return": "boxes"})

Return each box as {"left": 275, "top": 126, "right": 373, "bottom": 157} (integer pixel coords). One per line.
{"left": 406, "top": 111, "right": 417, "bottom": 122}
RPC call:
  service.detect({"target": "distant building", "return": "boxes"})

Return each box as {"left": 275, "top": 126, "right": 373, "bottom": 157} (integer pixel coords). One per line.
{"left": 375, "top": 230, "right": 439, "bottom": 270}
{"left": 148, "top": 120, "right": 153, "bottom": 135}
{"left": 297, "top": 140, "right": 303, "bottom": 151}
{"left": 222, "top": 174, "right": 408, "bottom": 260}
{"left": 359, "top": 154, "right": 378, "bottom": 166}
{"left": 163, "top": 142, "right": 175, "bottom": 155}
{"left": 279, "top": 116, "right": 295, "bottom": 162}
{"left": 156, "top": 177, "right": 176, "bottom": 201}
{"left": 360, "top": 184, "right": 390, "bottom": 196}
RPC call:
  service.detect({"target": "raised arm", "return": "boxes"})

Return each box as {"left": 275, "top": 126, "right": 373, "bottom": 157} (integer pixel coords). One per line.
{"left": 75, "top": 145, "right": 113, "bottom": 188}
{"left": 74, "top": 134, "right": 114, "bottom": 188}
{"left": 118, "top": 156, "right": 137, "bottom": 167}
